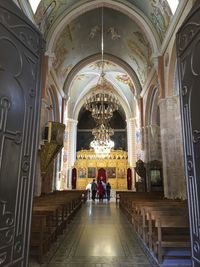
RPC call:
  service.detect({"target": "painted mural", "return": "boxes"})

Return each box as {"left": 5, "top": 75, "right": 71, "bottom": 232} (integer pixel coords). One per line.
{"left": 67, "top": 59, "right": 135, "bottom": 118}
{"left": 116, "top": 74, "right": 133, "bottom": 89}
{"left": 48, "top": 8, "right": 153, "bottom": 88}
{"left": 35, "top": 0, "right": 173, "bottom": 40}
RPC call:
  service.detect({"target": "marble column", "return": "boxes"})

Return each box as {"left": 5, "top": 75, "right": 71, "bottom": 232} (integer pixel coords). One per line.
{"left": 53, "top": 152, "right": 62, "bottom": 191}
{"left": 159, "top": 96, "right": 187, "bottom": 199}
{"left": 65, "top": 118, "right": 78, "bottom": 189}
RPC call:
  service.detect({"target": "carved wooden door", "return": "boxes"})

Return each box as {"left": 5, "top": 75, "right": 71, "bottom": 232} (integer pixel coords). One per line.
{"left": 177, "top": 2, "right": 200, "bottom": 266}
{"left": 0, "top": 1, "right": 44, "bottom": 266}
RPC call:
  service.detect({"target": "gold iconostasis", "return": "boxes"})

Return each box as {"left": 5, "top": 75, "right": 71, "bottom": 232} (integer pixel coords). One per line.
{"left": 74, "top": 149, "right": 130, "bottom": 189}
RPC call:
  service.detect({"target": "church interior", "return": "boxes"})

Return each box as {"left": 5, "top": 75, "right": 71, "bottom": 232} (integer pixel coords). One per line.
{"left": 1, "top": 0, "right": 200, "bottom": 266}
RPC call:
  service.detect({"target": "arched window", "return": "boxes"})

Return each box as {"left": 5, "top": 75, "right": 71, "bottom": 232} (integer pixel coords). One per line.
{"left": 167, "top": 0, "right": 179, "bottom": 14}
{"left": 28, "top": 0, "right": 41, "bottom": 13}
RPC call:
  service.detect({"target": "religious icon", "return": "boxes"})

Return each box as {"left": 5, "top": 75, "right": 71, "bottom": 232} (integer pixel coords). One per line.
{"left": 150, "top": 170, "right": 162, "bottom": 186}
{"left": 78, "top": 167, "right": 86, "bottom": 178}
{"left": 88, "top": 167, "right": 96, "bottom": 178}
{"left": 117, "top": 168, "right": 126, "bottom": 178}
{"left": 106, "top": 167, "right": 116, "bottom": 178}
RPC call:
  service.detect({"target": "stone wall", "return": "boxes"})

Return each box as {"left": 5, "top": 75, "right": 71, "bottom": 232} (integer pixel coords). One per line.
{"left": 159, "top": 96, "right": 187, "bottom": 199}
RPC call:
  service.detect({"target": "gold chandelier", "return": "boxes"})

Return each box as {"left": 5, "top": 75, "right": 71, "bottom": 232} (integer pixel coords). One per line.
{"left": 85, "top": 75, "right": 119, "bottom": 122}
{"left": 84, "top": 7, "right": 118, "bottom": 155}
{"left": 92, "top": 123, "right": 114, "bottom": 142}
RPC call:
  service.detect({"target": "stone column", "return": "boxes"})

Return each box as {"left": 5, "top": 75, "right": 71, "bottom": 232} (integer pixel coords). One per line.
{"left": 65, "top": 118, "right": 78, "bottom": 189}
{"left": 159, "top": 96, "right": 187, "bottom": 199}
{"left": 142, "top": 125, "right": 162, "bottom": 191}
{"left": 127, "top": 117, "right": 137, "bottom": 190}
{"left": 53, "top": 152, "right": 62, "bottom": 191}
{"left": 143, "top": 125, "right": 162, "bottom": 162}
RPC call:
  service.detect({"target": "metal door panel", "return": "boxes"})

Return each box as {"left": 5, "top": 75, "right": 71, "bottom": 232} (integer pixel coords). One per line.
{"left": 177, "top": 2, "right": 200, "bottom": 266}
{"left": 0, "top": 1, "right": 44, "bottom": 266}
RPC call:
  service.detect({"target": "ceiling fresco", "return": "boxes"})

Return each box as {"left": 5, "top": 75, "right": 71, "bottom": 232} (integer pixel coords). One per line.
{"left": 35, "top": 0, "right": 173, "bottom": 42}
{"left": 32, "top": 0, "right": 178, "bottom": 120}
{"left": 50, "top": 7, "right": 153, "bottom": 87}
{"left": 67, "top": 60, "right": 135, "bottom": 118}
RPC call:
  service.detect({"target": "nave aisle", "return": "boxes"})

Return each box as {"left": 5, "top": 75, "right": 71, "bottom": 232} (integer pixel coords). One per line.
{"left": 30, "top": 201, "right": 157, "bottom": 267}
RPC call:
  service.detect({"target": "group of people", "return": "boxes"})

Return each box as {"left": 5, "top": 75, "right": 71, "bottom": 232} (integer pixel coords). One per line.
{"left": 87, "top": 179, "right": 111, "bottom": 202}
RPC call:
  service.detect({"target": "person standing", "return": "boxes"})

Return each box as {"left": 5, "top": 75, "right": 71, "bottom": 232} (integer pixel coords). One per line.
{"left": 106, "top": 182, "right": 111, "bottom": 201}
{"left": 86, "top": 182, "right": 91, "bottom": 199}
{"left": 97, "top": 181, "right": 105, "bottom": 202}
{"left": 91, "top": 179, "right": 97, "bottom": 201}
{"left": 101, "top": 180, "right": 106, "bottom": 199}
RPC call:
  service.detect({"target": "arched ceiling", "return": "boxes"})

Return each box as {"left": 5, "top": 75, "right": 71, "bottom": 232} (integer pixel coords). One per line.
{"left": 34, "top": 0, "right": 174, "bottom": 88}
{"left": 68, "top": 59, "right": 135, "bottom": 120}
{"left": 49, "top": 7, "right": 154, "bottom": 87}
{"left": 35, "top": 0, "right": 172, "bottom": 42}
{"left": 31, "top": 0, "right": 179, "bottom": 121}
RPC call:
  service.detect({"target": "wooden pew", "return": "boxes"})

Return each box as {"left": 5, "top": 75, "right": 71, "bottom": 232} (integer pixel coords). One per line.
{"left": 144, "top": 205, "right": 187, "bottom": 250}
{"left": 119, "top": 192, "right": 164, "bottom": 225}
{"left": 132, "top": 200, "right": 187, "bottom": 244}
{"left": 30, "top": 190, "right": 85, "bottom": 263}
{"left": 118, "top": 192, "right": 190, "bottom": 265}
{"left": 153, "top": 215, "right": 190, "bottom": 264}
{"left": 30, "top": 215, "right": 51, "bottom": 263}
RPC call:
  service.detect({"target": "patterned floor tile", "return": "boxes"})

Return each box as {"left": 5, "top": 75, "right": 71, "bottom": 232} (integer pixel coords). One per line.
{"left": 30, "top": 201, "right": 158, "bottom": 267}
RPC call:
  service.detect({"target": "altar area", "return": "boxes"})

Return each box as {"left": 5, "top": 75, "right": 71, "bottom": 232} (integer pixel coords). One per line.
{"left": 74, "top": 150, "right": 130, "bottom": 190}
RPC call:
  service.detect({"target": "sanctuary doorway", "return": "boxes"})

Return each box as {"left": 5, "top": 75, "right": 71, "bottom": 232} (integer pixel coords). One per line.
{"left": 97, "top": 168, "right": 106, "bottom": 183}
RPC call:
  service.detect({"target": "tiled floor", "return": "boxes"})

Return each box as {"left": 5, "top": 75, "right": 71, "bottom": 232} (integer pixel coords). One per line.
{"left": 30, "top": 200, "right": 158, "bottom": 267}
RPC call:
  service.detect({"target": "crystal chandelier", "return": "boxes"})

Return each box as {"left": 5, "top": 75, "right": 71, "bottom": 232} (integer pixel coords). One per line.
{"left": 90, "top": 139, "right": 114, "bottom": 155}
{"left": 84, "top": 7, "right": 118, "bottom": 156}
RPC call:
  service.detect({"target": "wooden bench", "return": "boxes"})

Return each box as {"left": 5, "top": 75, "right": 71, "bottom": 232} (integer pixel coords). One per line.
{"left": 132, "top": 200, "right": 187, "bottom": 244}
{"left": 30, "top": 190, "right": 85, "bottom": 262}
{"left": 118, "top": 192, "right": 190, "bottom": 265}
{"left": 30, "top": 215, "right": 51, "bottom": 263}
{"left": 153, "top": 215, "right": 190, "bottom": 264}
{"left": 144, "top": 205, "right": 187, "bottom": 250}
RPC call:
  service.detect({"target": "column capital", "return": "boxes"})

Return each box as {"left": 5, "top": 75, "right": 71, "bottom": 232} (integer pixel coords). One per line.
{"left": 151, "top": 52, "right": 162, "bottom": 72}
{"left": 127, "top": 117, "right": 137, "bottom": 124}
{"left": 44, "top": 52, "right": 56, "bottom": 70}
{"left": 66, "top": 118, "right": 78, "bottom": 125}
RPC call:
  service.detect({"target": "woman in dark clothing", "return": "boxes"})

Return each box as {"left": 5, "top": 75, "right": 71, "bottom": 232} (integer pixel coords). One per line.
{"left": 106, "top": 182, "right": 111, "bottom": 201}
{"left": 97, "top": 181, "right": 104, "bottom": 202}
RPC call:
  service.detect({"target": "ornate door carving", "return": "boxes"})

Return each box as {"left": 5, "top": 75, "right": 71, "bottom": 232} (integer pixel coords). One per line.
{"left": 0, "top": 1, "right": 44, "bottom": 266}
{"left": 177, "top": 2, "right": 200, "bottom": 266}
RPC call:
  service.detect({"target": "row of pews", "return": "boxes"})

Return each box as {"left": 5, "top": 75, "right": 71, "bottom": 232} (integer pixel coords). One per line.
{"left": 30, "top": 190, "right": 87, "bottom": 263}
{"left": 117, "top": 191, "right": 191, "bottom": 265}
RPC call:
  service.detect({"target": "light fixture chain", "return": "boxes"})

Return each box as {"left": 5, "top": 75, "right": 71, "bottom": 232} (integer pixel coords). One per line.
{"left": 101, "top": 6, "right": 104, "bottom": 72}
